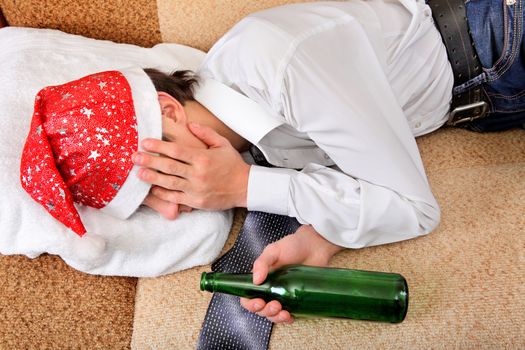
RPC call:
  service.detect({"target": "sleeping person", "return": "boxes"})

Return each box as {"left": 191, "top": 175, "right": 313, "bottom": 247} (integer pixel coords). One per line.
{"left": 19, "top": 67, "right": 201, "bottom": 239}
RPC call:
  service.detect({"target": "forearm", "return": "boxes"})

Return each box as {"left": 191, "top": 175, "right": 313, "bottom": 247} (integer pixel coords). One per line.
{"left": 248, "top": 164, "right": 440, "bottom": 248}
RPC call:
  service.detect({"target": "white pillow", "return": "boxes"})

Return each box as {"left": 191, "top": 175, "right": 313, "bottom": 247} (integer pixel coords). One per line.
{"left": 0, "top": 27, "right": 232, "bottom": 277}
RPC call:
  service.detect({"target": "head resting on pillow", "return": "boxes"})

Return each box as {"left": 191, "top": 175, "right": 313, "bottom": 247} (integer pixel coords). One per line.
{"left": 19, "top": 67, "right": 183, "bottom": 237}
{"left": 20, "top": 66, "right": 248, "bottom": 239}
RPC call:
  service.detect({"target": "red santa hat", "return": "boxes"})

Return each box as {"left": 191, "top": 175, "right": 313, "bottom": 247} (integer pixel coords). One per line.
{"left": 20, "top": 67, "right": 162, "bottom": 237}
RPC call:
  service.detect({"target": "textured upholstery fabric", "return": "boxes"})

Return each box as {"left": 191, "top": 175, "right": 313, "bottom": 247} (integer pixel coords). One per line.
{"left": 0, "top": 0, "right": 161, "bottom": 47}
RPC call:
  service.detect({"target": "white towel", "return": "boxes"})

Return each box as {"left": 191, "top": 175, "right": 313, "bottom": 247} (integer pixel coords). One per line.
{"left": 0, "top": 27, "right": 231, "bottom": 277}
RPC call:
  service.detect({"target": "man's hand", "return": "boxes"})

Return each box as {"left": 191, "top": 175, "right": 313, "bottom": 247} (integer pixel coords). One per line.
{"left": 240, "top": 225, "right": 344, "bottom": 324}
{"left": 133, "top": 123, "right": 250, "bottom": 211}
{"left": 142, "top": 192, "right": 193, "bottom": 220}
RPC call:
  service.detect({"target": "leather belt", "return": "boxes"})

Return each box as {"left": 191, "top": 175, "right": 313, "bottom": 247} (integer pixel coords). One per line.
{"left": 427, "top": 0, "right": 489, "bottom": 126}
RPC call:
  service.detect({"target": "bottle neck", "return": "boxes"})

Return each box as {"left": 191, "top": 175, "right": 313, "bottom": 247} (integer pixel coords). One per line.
{"left": 200, "top": 272, "right": 268, "bottom": 298}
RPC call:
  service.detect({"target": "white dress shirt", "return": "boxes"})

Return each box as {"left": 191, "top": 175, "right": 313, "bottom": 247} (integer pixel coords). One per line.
{"left": 195, "top": 0, "right": 453, "bottom": 248}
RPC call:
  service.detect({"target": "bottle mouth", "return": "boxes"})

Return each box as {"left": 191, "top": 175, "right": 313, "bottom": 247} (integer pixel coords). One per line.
{"left": 200, "top": 272, "right": 216, "bottom": 292}
{"left": 200, "top": 272, "right": 207, "bottom": 291}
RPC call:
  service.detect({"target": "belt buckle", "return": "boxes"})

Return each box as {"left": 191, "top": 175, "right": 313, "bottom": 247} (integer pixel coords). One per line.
{"left": 448, "top": 101, "right": 489, "bottom": 126}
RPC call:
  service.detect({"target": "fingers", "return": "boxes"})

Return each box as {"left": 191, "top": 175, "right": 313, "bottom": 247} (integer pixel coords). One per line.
{"left": 133, "top": 151, "right": 189, "bottom": 178}
{"left": 240, "top": 298, "right": 294, "bottom": 324}
{"left": 252, "top": 243, "right": 281, "bottom": 284}
{"left": 141, "top": 139, "right": 194, "bottom": 163}
{"left": 150, "top": 185, "right": 186, "bottom": 204}
{"left": 142, "top": 194, "right": 181, "bottom": 220}
{"left": 256, "top": 300, "right": 282, "bottom": 318}
{"left": 267, "top": 310, "right": 294, "bottom": 324}
{"left": 138, "top": 167, "right": 187, "bottom": 191}
{"left": 188, "top": 122, "right": 228, "bottom": 148}
{"left": 240, "top": 297, "right": 265, "bottom": 313}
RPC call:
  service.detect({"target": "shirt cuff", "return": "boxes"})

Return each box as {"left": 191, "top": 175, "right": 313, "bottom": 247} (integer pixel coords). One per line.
{"left": 247, "top": 165, "right": 296, "bottom": 215}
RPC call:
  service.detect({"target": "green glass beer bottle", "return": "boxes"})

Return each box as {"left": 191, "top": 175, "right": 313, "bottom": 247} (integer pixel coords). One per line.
{"left": 200, "top": 264, "right": 408, "bottom": 323}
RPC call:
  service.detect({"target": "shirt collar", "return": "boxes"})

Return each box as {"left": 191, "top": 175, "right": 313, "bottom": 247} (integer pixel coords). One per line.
{"left": 194, "top": 78, "right": 283, "bottom": 145}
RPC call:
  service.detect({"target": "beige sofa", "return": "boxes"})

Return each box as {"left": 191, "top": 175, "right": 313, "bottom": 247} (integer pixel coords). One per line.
{"left": 0, "top": 1, "right": 523, "bottom": 349}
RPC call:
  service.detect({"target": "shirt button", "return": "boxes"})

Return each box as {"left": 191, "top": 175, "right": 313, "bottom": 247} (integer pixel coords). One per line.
{"left": 415, "top": 121, "right": 422, "bottom": 128}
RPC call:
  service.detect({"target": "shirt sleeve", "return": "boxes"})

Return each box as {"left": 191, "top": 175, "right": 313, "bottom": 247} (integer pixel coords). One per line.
{"left": 247, "top": 16, "right": 441, "bottom": 248}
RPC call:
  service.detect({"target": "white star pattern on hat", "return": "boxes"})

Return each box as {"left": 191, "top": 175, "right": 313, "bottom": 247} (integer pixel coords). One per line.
{"left": 81, "top": 107, "right": 94, "bottom": 118}
{"left": 88, "top": 150, "right": 101, "bottom": 161}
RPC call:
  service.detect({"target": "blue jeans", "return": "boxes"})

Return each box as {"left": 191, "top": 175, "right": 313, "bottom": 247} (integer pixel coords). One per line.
{"left": 463, "top": 0, "right": 525, "bottom": 131}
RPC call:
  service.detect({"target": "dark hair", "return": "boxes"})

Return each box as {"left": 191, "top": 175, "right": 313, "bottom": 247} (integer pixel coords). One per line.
{"left": 143, "top": 68, "right": 199, "bottom": 105}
